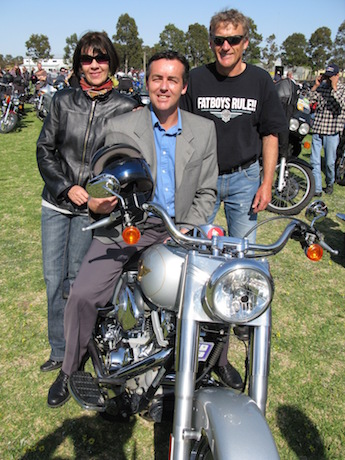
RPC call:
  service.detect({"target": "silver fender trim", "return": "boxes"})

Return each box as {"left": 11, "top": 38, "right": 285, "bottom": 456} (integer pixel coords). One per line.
{"left": 192, "top": 388, "right": 280, "bottom": 460}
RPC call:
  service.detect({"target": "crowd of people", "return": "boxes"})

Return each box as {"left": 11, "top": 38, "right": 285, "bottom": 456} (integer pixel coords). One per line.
{"left": 272, "top": 64, "right": 345, "bottom": 197}
{"left": 3, "top": 8, "right": 342, "bottom": 408}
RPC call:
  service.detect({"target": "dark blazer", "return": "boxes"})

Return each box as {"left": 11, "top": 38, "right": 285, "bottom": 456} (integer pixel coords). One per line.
{"left": 103, "top": 106, "right": 218, "bottom": 227}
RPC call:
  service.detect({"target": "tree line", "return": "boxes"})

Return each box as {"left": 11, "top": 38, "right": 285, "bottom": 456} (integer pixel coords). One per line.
{"left": 1, "top": 13, "right": 344, "bottom": 75}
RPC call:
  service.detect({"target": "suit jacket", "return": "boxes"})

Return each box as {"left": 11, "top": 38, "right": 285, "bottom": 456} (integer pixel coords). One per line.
{"left": 103, "top": 106, "right": 218, "bottom": 227}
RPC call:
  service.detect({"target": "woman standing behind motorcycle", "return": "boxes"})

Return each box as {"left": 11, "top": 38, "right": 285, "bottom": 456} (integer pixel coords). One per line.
{"left": 36, "top": 31, "right": 138, "bottom": 374}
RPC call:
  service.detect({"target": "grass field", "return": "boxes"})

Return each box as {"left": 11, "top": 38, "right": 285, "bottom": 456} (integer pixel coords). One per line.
{"left": 0, "top": 105, "right": 344, "bottom": 459}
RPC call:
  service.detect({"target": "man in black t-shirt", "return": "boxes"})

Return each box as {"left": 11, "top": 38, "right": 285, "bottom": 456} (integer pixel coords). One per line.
{"left": 181, "top": 9, "right": 286, "bottom": 243}
{"left": 181, "top": 8, "right": 286, "bottom": 391}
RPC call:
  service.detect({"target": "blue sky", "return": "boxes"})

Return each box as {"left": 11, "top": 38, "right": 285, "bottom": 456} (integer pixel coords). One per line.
{"left": 1, "top": 0, "right": 344, "bottom": 58}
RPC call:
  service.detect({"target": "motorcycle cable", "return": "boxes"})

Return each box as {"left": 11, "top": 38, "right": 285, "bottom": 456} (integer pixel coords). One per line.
{"left": 242, "top": 215, "right": 310, "bottom": 258}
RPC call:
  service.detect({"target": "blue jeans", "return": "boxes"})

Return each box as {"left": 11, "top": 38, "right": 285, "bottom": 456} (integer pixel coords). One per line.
{"left": 208, "top": 161, "right": 260, "bottom": 244}
{"left": 310, "top": 133, "right": 339, "bottom": 192}
{"left": 41, "top": 206, "right": 92, "bottom": 361}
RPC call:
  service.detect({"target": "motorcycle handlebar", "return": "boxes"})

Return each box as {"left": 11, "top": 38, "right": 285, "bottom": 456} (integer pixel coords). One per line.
{"left": 143, "top": 202, "right": 336, "bottom": 256}
{"left": 318, "top": 240, "right": 338, "bottom": 256}
{"left": 82, "top": 201, "right": 337, "bottom": 257}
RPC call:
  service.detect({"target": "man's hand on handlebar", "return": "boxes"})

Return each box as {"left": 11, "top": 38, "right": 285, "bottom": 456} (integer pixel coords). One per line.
{"left": 88, "top": 196, "right": 118, "bottom": 214}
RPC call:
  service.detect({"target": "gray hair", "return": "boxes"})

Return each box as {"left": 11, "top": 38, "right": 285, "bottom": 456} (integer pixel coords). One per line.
{"left": 209, "top": 9, "right": 250, "bottom": 40}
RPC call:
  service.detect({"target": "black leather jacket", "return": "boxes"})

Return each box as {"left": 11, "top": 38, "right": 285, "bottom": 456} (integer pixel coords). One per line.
{"left": 36, "top": 87, "right": 138, "bottom": 214}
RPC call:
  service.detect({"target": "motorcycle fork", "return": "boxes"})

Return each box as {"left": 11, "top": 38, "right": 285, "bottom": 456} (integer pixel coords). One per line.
{"left": 277, "top": 156, "right": 287, "bottom": 192}
{"left": 3, "top": 102, "right": 11, "bottom": 123}
{"left": 170, "top": 255, "right": 201, "bottom": 460}
{"left": 248, "top": 306, "right": 272, "bottom": 415}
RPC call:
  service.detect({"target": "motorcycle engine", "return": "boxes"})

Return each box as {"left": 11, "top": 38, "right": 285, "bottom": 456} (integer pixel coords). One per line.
{"left": 94, "top": 271, "right": 176, "bottom": 395}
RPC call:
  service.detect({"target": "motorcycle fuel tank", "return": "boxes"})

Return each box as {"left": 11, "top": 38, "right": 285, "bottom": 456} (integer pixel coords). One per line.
{"left": 138, "top": 243, "right": 186, "bottom": 311}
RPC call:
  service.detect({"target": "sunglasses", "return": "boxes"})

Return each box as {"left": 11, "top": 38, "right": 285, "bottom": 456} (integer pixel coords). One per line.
{"left": 211, "top": 35, "right": 244, "bottom": 47}
{"left": 80, "top": 54, "right": 110, "bottom": 65}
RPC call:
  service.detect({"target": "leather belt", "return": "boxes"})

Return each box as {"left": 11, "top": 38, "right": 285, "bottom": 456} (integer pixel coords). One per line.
{"left": 222, "top": 156, "right": 257, "bottom": 175}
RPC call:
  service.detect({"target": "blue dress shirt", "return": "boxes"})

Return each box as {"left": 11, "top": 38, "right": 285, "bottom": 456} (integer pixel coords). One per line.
{"left": 150, "top": 105, "right": 182, "bottom": 217}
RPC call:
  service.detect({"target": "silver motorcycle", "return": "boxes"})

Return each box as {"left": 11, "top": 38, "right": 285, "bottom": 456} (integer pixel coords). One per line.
{"left": 35, "top": 82, "right": 58, "bottom": 120}
{"left": 69, "top": 168, "right": 336, "bottom": 459}
{"left": 0, "top": 83, "right": 23, "bottom": 133}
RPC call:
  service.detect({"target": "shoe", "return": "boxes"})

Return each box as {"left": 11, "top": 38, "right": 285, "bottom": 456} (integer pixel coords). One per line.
{"left": 215, "top": 362, "right": 243, "bottom": 390}
{"left": 47, "top": 370, "right": 70, "bottom": 408}
{"left": 314, "top": 192, "right": 322, "bottom": 197}
{"left": 40, "top": 359, "right": 62, "bottom": 372}
{"left": 324, "top": 184, "right": 333, "bottom": 195}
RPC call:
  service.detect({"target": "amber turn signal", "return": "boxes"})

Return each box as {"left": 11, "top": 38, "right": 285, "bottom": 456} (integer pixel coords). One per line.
{"left": 306, "top": 243, "right": 323, "bottom": 261}
{"left": 122, "top": 226, "right": 141, "bottom": 245}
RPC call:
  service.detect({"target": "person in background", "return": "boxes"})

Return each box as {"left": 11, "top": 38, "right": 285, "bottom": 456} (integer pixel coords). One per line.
{"left": 53, "top": 67, "right": 69, "bottom": 88}
{"left": 13, "top": 66, "right": 25, "bottom": 93}
{"left": 21, "top": 66, "right": 30, "bottom": 91}
{"left": 180, "top": 8, "right": 286, "bottom": 389}
{"left": 34, "top": 61, "right": 47, "bottom": 92}
{"left": 36, "top": 31, "right": 138, "bottom": 375}
{"left": 309, "top": 63, "right": 345, "bottom": 196}
{"left": 273, "top": 70, "right": 281, "bottom": 83}
{"left": 46, "top": 50, "right": 218, "bottom": 408}
{"left": 274, "top": 70, "right": 299, "bottom": 160}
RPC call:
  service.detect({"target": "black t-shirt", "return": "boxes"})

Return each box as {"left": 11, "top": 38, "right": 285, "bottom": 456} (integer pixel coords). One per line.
{"left": 181, "top": 62, "right": 287, "bottom": 174}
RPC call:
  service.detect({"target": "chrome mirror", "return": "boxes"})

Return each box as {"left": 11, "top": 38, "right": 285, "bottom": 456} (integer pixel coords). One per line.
{"left": 305, "top": 200, "right": 328, "bottom": 225}
{"left": 86, "top": 173, "right": 121, "bottom": 198}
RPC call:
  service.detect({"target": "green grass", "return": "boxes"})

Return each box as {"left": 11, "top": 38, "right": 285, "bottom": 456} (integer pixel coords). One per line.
{"left": 0, "top": 107, "right": 344, "bottom": 459}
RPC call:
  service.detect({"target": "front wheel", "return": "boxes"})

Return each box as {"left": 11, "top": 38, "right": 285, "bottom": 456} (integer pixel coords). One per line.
{"left": 267, "top": 161, "right": 315, "bottom": 215}
{"left": 0, "top": 112, "right": 18, "bottom": 133}
{"left": 190, "top": 436, "right": 214, "bottom": 460}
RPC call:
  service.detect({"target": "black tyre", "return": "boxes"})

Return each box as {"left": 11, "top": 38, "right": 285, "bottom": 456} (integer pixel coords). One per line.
{"left": 267, "top": 161, "right": 315, "bottom": 215}
{"left": 0, "top": 112, "right": 18, "bottom": 133}
{"left": 190, "top": 435, "right": 214, "bottom": 460}
{"left": 335, "top": 154, "right": 345, "bottom": 186}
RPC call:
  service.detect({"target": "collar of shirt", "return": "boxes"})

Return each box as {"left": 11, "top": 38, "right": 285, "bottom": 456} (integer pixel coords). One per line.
{"left": 150, "top": 105, "right": 182, "bottom": 217}
{"left": 150, "top": 104, "right": 182, "bottom": 135}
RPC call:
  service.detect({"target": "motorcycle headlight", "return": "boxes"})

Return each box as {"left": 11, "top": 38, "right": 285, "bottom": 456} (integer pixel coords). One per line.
{"left": 298, "top": 122, "right": 310, "bottom": 136}
{"left": 289, "top": 118, "right": 299, "bottom": 132}
{"left": 203, "top": 261, "right": 273, "bottom": 324}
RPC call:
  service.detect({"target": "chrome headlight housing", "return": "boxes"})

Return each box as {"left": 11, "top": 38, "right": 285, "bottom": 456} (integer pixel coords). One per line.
{"left": 289, "top": 118, "right": 299, "bottom": 132}
{"left": 298, "top": 122, "right": 310, "bottom": 136}
{"left": 203, "top": 260, "right": 273, "bottom": 324}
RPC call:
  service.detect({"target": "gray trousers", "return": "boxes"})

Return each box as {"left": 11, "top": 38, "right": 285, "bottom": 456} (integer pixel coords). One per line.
{"left": 62, "top": 221, "right": 168, "bottom": 376}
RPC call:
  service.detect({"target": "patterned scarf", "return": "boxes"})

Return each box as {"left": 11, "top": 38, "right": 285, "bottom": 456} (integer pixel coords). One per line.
{"left": 80, "top": 76, "right": 113, "bottom": 99}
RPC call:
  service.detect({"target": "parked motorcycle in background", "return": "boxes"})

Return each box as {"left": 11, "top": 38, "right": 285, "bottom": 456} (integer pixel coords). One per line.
{"left": 34, "top": 82, "right": 57, "bottom": 121}
{"left": 34, "top": 77, "right": 67, "bottom": 121}
{"left": 268, "top": 84, "right": 315, "bottom": 215}
{"left": 0, "top": 83, "right": 24, "bottom": 134}
{"left": 64, "top": 145, "right": 337, "bottom": 459}
{"left": 117, "top": 75, "right": 150, "bottom": 106}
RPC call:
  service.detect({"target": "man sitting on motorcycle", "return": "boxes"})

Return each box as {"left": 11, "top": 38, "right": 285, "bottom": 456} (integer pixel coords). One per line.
{"left": 47, "top": 51, "right": 219, "bottom": 408}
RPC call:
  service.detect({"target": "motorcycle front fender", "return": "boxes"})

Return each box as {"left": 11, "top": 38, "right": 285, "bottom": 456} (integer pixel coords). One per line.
{"left": 192, "top": 387, "right": 279, "bottom": 460}
{"left": 288, "top": 156, "right": 313, "bottom": 170}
